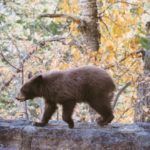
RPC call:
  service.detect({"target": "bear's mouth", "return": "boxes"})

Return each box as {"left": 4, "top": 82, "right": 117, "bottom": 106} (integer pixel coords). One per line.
{"left": 16, "top": 96, "right": 26, "bottom": 102}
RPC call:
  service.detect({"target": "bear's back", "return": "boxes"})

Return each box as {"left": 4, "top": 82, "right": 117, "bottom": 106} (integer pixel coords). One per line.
{"left": 61, "top": 66, "right": 115, "bottom": 101}
{"left": 64, "top": 66, "right": 115, "bottom": 91}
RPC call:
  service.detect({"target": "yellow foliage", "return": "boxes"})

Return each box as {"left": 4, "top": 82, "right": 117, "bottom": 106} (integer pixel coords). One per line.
{"left": 129, "top": 37, "right": 140, "bottom": 50}
{"left": 70, "top": 22, "right": 79, "bottom": 35}
{"left": 108, "top": 0, "right": 116, "bottom": 3}
{"left": 59, "top": 0, "right": 70, "bottom": 13}
{"left": 137, "top": 7, "right": 144, "bottom": 15}
{"left": 71, "top": 48, "right": 81, "bottom": 61}
{"left": 105, "top": 40, "right": 115, "bottom": 51}
{"left": 121, "top": 1, "right": 128, "bottom": 8}
{"left": 58, "top": 0, "right": 79, "bottom": 14}
{"left": 59, "top": 63, "right": 70, "bottom": 70}
{"left": 112, "top": 21, "right": 129, "bottom": 38}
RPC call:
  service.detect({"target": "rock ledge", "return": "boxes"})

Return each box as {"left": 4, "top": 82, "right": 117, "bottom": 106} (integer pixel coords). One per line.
{"left": 0, "top": 119, "right": 150, "bottom": 150}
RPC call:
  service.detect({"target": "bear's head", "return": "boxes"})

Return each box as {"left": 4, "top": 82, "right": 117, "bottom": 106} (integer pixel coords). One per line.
{"left": 16, "top": 74, "right": 43, "bottom": 102}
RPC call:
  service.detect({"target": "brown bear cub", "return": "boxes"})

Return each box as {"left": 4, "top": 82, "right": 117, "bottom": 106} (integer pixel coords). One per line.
{"left": 16, "top": 66, "right": 116, "bottom": 128}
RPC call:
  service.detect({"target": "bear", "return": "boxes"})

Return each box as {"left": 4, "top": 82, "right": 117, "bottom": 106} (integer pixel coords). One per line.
{"left": 16, "top": 66, "right": 116, "bottom": 128}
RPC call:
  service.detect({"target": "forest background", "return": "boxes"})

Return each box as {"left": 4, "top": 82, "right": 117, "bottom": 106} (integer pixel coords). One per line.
{"left": 0, "top": 0, "right": 150, "bottom": 124}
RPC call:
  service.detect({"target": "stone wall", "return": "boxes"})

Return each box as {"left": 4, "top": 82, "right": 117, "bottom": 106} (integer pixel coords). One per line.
{"left": 0, "top": 119, "right": 150, "bottom": 150}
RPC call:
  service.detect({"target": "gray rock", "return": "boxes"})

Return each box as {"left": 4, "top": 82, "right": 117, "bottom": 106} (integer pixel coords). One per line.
{"left": 0, "top": 119, "right": 150, "bottom": 150}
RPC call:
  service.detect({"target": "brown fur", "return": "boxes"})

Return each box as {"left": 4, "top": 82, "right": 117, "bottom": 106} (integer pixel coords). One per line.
{"left": 16, "top": 66, "right": 116, "bottom": 128}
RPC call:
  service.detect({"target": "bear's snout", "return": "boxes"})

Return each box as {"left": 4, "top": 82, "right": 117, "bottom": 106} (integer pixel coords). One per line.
{"left": 16, "top": 92, "right": 26, "bottom": 102}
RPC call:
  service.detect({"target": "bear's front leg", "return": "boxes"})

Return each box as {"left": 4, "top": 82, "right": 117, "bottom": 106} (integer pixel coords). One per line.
{"left": 33, "top": 102, "right": 57, "bottom": 127}
{"left": 62, "top": 101, "right": 76, "bottom": 128}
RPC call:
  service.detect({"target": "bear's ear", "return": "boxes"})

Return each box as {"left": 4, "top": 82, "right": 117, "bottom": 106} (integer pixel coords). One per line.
{"left": 34, "top": 74, "right": 43, "bottom": 83}
{"left": 28, "top": 71, "right": 33, "bottom": 79}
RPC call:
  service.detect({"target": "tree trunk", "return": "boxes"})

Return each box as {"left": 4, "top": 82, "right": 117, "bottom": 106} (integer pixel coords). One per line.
{"left": 79, "top": 0, "right": 100, "bottom": 51}
{"left": 134, "top": 22, "right": 150, "bottom": 122}
{"left": 78, "top": 0, "right": 100, "bottom": 121}
{"left": 135, "top": 51, "right": 150, "bottom": 122}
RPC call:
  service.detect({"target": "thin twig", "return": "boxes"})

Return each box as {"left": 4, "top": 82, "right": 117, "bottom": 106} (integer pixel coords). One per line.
{"left": 22, "top": 45, "right": 38, "bottom": 63}
{"left": 99, "top": 17, "right": 111, "bottom": 36}
{"left": 116, "top": 106, "right": 131, "bottom": 121}
{"left": 102, "top": 15, "right": 122, "bottom": 28}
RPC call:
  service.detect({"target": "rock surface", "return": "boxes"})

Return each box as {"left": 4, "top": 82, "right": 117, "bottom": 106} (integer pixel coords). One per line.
{"left": 0, "top": 119, "right": 150, "bottom": 150}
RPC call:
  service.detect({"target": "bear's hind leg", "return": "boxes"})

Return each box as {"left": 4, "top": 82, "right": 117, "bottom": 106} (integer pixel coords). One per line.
{"left": 96, "top": 105, "right": 114, "bottom": 126}
{"left": 89, "top": 99, "right": 114, "bottom": 126}
{"left": 33, "top": 102, "right": 57, "bottom": 127}
{"left": 62, "top": 101, "right": 76, "bottom": 129}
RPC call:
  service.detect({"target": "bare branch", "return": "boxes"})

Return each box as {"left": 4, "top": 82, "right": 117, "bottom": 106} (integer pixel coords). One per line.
{"left": 39, "top": 34, "right": 85, "bottom": 51}
{"left": 39, "top": 13, "right": 81, "bottom": 24}
{"left": 113, "top": 81, "right": 131, "bottom": 110}
{"left": 0, "top": 51, "right": 21, "bottom": 72}
{"left": 39, "top": 35, "right": 67, "bottom": 46}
